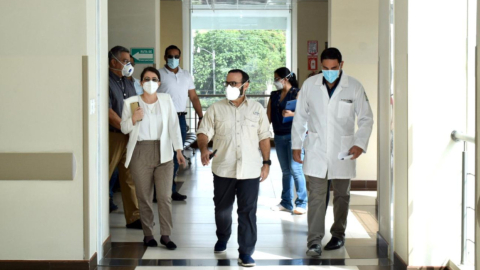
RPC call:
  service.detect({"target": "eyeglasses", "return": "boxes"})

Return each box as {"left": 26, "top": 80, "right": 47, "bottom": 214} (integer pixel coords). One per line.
{"left": 274, "top": 77, "right": 283, "bottom": 82}
{"left": 143, "top": 78, "right": 159, "bottom": 82}
{"left": 223, "top": 81, "right": 243, "bottom": 87}
{"left": 167, "top": 55, "right": 180, "bottom": 59}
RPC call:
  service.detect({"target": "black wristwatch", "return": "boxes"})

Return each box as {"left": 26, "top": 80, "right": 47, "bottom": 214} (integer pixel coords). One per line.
{"left": 262, "top": 160, "right": 271, "bottom": 166}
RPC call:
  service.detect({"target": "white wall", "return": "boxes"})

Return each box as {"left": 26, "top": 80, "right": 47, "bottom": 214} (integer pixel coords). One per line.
{"left": 389, "top": 0, "right": 468, "bottom": 265}
{"left": 0, "top": 0, "right": 106, "bottom": 260}
{"left": 406, "top": 0, "right": 466, "bottom": 265}
{"left": 377, "top": 0, "right": 393, "bottom": 245}
{"left": 329, "top": 0, "right": 379, "bottom": 181}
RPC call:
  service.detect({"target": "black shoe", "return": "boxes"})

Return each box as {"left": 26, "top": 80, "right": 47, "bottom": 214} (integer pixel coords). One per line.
{"left": 126, "top": 219, "right": 143, "bottom": 230}
{"left": 160, "top": 238, "right": 177, "bottom": 250}
{"left": 143, "top": 237, "right": 158, "bottom": 247}
{"left": 324, "top": 237, "right": 344, "bottom": 250}
{"left": 171, "top": 192, "right": 187, "bottom": 201}
{"left": 214, "top": 240, "right": 227, "bottom": 253}
{"left": 306, "top": 244, "right": 322, "bottom": 257}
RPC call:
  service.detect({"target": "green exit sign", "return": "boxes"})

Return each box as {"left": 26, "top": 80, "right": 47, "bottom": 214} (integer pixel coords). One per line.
{"left": 131, "top": 48, "right": 154, "bottom": 64}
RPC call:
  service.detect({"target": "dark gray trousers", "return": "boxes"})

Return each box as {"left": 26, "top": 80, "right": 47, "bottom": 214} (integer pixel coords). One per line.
{"left": 213, "top": 174, "right": 260, "bottom": 255}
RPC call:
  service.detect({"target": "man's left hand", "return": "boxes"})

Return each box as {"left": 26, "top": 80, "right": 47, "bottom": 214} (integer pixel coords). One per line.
{"left": 260, "top": 165, "right": 270, "bottom": 182}
{"left": 197, "top": 118, "right": 202, "bottom": 129}
{"left": 349, "top": 146, "right": 364, "bottom": 160}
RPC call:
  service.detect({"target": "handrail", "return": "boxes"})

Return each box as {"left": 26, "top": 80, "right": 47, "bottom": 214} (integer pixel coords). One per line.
{"left": 451, "top": 130, "right": 475, "bottom": 264}
{"left": 451, "top": 130, "right": 475, "bottom": 144}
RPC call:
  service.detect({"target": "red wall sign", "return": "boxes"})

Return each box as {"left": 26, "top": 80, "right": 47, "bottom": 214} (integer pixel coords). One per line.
{"left": 308, "top": 56, "right": 318, "bottom": 71}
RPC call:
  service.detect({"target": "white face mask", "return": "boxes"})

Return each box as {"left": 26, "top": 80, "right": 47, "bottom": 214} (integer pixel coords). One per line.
{"left": 225, "top": 82, "right": 247, "bottom": 101}
{"left": 111, "top": 53, "right": 134, "bottom": 77}
{"left": 273, "top": 80, "right": 284, "bottom": 90}
{"left": 142, "top": 81, "right": 158, "bottom": 94}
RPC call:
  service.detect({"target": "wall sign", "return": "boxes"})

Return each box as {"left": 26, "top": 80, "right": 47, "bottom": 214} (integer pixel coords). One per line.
{"left": 131, "top": 48, "right": 155, "bottom": 64}
{"left": 308, "top": 56, "right": 318, "bottom": 71}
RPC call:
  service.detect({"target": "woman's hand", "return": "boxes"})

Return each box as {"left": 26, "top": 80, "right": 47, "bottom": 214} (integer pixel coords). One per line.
{"left": 176, "top": 150, "right": 186, "bottom": 169}
{"left": 132, "top": 107, "right": 144, "bottom": 124}
{"left": 282, "top": 110, "right": 294, "bottom": 118}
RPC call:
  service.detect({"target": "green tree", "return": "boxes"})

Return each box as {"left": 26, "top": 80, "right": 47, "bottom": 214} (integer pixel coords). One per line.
{"left": 193, "top": 30, "right": 286, "bottom": 108}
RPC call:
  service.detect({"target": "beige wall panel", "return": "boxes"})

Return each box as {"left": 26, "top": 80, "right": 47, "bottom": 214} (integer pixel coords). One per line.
{"left": 0, "top": 0, "right": 105, "bottom": 260}
{"left": 160, "top": 1, "right": 183, "bottom": 65}
{"left": 109, "top": 0, "right": 158, "bottom": 76}
{"left": 329, "top": 0, "right": 379, "bottom": 181}
{"left": 297, "top": 2, "right": 328, "bottom": 87}
{"left": 393, "top": 0, "right": 409, "bottom": 262}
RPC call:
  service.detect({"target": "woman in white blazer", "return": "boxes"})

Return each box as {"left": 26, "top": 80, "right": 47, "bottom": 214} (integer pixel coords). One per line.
{"left": 121, "top": 67, "right": 185, "bottom": 249}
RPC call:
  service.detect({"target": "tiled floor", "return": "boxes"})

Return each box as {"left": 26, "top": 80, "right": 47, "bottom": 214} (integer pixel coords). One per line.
{"left": 101, "top": 149, "right": 383, "bottom": 269}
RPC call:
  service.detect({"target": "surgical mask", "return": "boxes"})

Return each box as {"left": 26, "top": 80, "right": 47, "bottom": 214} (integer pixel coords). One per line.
{"left": 111, "top": 53, "right": 134, "bottom": 77}
{"left": 322, "top": 70, "right": 340, "bottom": 84}
{"left": 167, "top": 58, "right": 180, "bottom": 69}
{"left": 273, "top": 72, "right": 293, "bottom": 90}
{"left": 225, "top": 82, "right": 247, "bottom": 101}
{"left": 142, "top": 81, "right": 158, "bottom": 94}
{"left": 273, "top": 80, "right": 284, "bottom": 90}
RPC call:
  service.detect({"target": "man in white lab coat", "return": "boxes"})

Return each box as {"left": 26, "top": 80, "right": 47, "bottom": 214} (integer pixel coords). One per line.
{"left": 292, "top": 48, "right": 374, "bottom": 257}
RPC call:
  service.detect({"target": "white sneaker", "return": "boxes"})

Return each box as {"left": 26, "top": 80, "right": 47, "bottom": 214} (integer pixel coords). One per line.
{"left": 271, "top": 204, "right": 290, "bottom": 212}
{"left": 293, "top": 207, "right": 307, "bottom": 215}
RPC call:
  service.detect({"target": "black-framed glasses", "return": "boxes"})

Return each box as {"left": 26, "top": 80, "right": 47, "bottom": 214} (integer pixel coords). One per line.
{"left": 223, "top": 81, "right": 242, "bottom": 87}
{"left": 143, "top": 78, "right": 159, "bottom": 82}
{"left": 167, "top": 55, "right": 180, "bottom": 59}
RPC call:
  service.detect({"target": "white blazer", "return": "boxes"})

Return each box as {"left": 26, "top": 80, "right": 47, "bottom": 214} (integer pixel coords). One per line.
{"left": 291, "top": 72, "right": 374, "bottom": 179}
{"left": 121, "top": 93, "right": 183, "bottom": 168}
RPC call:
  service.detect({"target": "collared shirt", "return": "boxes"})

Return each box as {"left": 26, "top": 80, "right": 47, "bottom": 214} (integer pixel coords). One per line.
{"left": 197, "top": 98, "right": 271, "bottom": 180}
{"left": 133, "top": 77, "right": 143, "bottom": 95}
{"left": 137, "top": 99, "right": 162, "bottom": 141}
{"left": 157, "top": 66, "right": 195, "bottom": 112}
{"left": 323, "top": 71, "right": 343, "bottom": 98}
{"left": 109, "top": 70, "right": 137, "bottom": 132}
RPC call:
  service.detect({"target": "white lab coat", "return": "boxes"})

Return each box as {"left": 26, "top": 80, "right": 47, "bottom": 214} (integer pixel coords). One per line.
{"left": 291, "top": 72, "right": 373, "bottom": 179}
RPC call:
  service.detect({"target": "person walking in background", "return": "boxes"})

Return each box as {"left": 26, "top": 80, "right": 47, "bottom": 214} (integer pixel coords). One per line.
{"left": 108, "top": 45, "right": 142, "bottom": 229}
{"left": 120, "top": 67, "right": 185, "bottom": 249}
{"left": 267, "top": 67, "right": 308, "bottom": 215}
{"left": 158, "top": 45, "right": 204, "bottom": 201}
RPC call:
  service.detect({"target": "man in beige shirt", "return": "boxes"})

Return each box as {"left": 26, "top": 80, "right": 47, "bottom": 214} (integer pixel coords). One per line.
{"left": 197, "top": 69, "right": 271, "bottom": 267}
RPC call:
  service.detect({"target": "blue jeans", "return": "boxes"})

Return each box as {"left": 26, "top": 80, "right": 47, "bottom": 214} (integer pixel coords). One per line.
{"left": 172, "top": 114, "right": 187, "bottom": 193}
{"left": 274, "top": 133, "right": 308, "bottom": 210}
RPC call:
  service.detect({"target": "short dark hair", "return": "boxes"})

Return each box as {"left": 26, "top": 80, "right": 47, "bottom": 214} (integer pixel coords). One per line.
{"left": 108, "top": 46, "right": 130, "bottom": 63}
{"left": 129, "top": 54, "right": 135, "bottom": 66}
{"left": 320, "top": 47, "right": 343, "bottom": 63}
{"left": 165, "top": 45, "right": 181, "bottom": 57}
{"left": 274, "top": 67, "right": 298, "bottom": 88}
{"left": 140, "top": 67, "right": 161, "bottom": 82}
{"left": 228, "top": 69, "right": 249, "bottom": 84}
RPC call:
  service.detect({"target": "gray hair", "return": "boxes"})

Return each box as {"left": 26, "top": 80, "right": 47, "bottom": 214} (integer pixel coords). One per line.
{"left": 108, "top": 46, "right": 130, "bottom": 62}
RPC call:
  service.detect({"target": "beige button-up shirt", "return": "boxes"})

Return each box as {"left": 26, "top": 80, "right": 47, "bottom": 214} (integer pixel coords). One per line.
{"left": 197, "top": 98, "right": 271, "bottom": 179}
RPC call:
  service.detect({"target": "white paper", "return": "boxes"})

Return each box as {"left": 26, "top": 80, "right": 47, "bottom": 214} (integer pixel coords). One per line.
{"left": 338, "top": 151, "right": 353, "bottom": 160}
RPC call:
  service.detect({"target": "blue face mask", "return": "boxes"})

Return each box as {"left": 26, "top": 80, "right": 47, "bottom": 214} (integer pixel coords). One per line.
{"left": 323, "top": 70, "right": 340, "bottom": 84}
{"left": 167, "top": 58, "right": 180, "bottom": 69}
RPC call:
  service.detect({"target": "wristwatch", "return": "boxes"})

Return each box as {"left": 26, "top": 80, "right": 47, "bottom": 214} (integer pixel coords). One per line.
{"left": 262, "top": 160, "right": 271, "bottom": 166}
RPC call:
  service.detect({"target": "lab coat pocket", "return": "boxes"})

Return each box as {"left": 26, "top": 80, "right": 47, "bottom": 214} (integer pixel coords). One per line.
{"left": 340, "top": 135, "right": 354, "bottom": 153}
{"left": 338, "top": 102, "right": 353, "bottom": 119}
